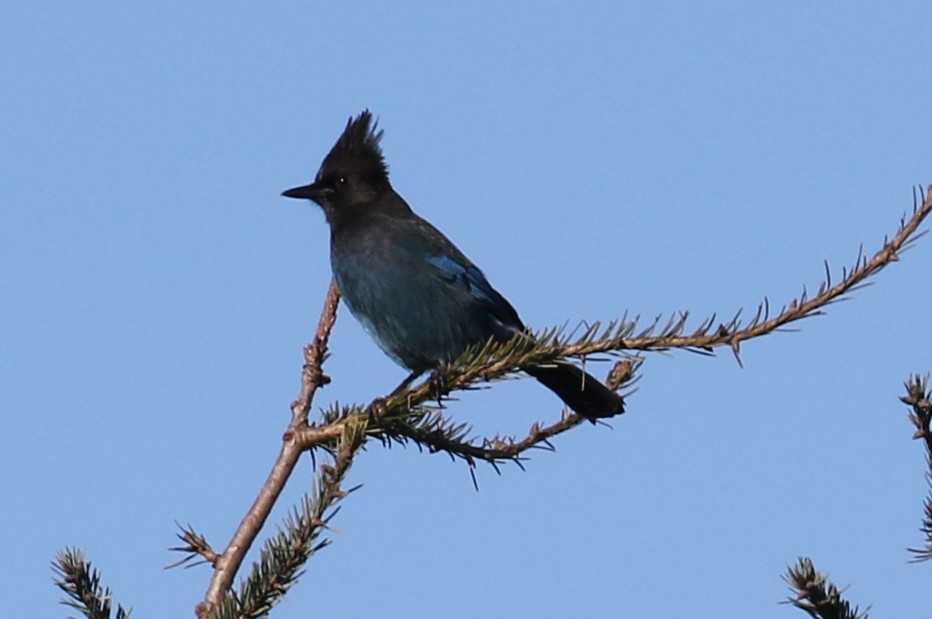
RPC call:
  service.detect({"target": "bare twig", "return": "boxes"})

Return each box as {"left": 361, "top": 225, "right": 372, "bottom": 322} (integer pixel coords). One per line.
{"left": 291, "top": 280, "right": 341, "bottom": 428}
{"left": 195, "top": 281, "right": 340, "bottom": 618}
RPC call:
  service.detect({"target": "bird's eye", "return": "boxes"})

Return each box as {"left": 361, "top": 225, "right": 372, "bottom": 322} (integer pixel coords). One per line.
{"left": 336, "top": 176, "right": 348, "bottom": 186}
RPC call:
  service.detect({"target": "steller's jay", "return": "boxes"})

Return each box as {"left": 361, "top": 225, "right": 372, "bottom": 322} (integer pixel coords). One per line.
{"left": 282, "top": 111, "right": 623, "bottom": 420}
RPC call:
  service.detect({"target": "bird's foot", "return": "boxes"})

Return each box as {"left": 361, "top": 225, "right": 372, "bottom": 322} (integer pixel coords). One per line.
{"left": 366, "top": 397, "right": 389, "bottom": 422}
{"left": 427, "top": 364, "right": 452, "bottom": 406}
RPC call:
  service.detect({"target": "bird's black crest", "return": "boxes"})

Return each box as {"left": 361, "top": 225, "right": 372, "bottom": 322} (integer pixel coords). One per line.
{"left": 319, "top": 110, "right": 388, "bottom": 181}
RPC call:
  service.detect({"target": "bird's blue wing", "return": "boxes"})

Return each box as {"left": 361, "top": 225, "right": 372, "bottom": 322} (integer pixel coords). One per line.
{"left": 425, "top": 254, "right": 523, "bottom": 332}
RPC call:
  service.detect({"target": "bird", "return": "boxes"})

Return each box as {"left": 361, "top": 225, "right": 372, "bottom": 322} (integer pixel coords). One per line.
{"left": 282, "top": 111, "right": 623, "bottom": 420}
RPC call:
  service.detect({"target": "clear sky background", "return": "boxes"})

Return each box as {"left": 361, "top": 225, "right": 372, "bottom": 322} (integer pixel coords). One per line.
{"left": 3, "top": 3, "right": 932, "bottom": 618}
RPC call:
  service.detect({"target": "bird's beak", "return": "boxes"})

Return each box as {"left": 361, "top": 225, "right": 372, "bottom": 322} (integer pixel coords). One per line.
{"left": 281, "top": 182, "right": 330, "bottom": 203}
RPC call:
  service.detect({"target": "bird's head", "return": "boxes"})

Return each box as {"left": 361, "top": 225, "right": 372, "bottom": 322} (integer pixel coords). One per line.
{"left": 282, "top": 110, "right": 395, "bottom": 225}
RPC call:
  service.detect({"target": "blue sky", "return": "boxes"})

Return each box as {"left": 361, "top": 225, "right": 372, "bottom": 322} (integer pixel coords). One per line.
{"left": 3, "top": 3, "right": 932, "bottom": 617}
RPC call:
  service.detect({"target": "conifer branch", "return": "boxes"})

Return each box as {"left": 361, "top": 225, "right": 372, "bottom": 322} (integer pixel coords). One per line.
{"left": 782, "top": 557, "right": 868, "bottom": 619}
{"left": 371, "top": 358, "right": 639, "bottom": 468}
{"left": 902, "top": 373, "right": 932, "bottom": 562}
{"left": 550, "top": 185, "right": 932, "bottom": 359}
{"left": 52, "top": 548, "right": 132, "bottom": 619}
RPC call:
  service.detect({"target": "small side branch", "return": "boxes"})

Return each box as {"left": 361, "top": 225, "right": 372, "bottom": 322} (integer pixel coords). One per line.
{"left": 782, "top": 557, "right": 868, "bottom": 619}
{"left": 902, "top": 373, "right": 932, "bottom": 455}
{"left": 168, "top": 523, "right": 218, "bottom": 569}
{"left": 53, "top": 548, "right": 132, "bottom": 619}
{"left": 371, "top": 359, "right": 640, "bottom": 468}
{"left": 902, "top": 373, "right": 932, "bottom": 562}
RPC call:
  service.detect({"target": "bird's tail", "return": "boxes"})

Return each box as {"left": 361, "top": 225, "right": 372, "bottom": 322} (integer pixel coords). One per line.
{"left": 522, "top": 361, "right": 624, "bottom": 421}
